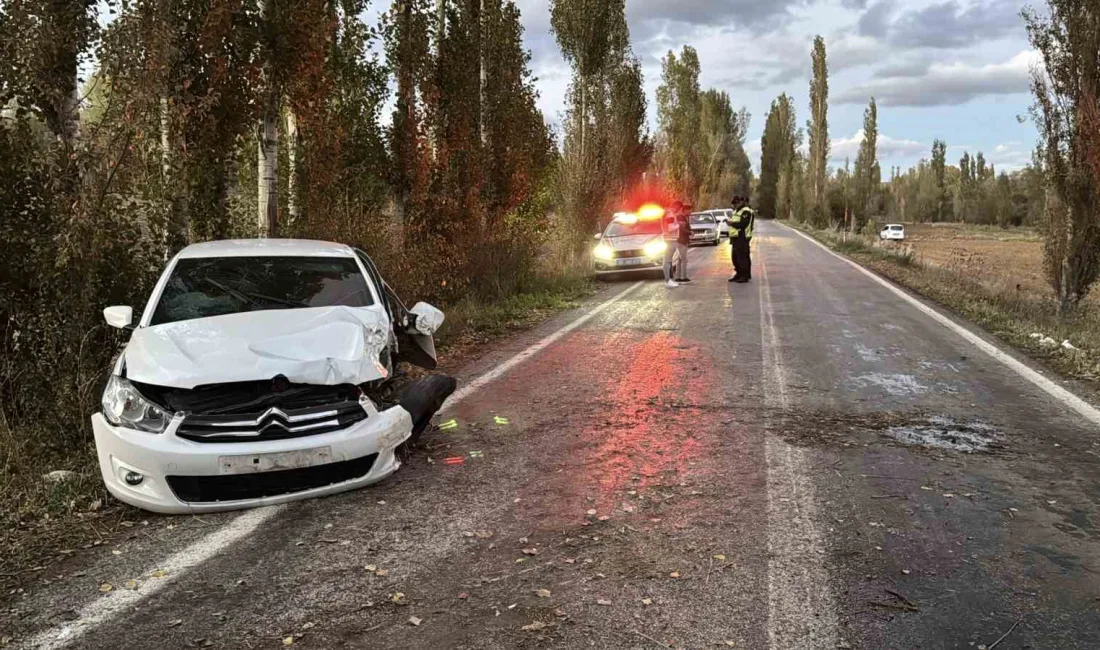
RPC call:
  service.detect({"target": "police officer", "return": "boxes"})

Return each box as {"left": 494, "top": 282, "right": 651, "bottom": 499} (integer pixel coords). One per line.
{"left": 728, "top": 196, "right": 755, "bottom": 283}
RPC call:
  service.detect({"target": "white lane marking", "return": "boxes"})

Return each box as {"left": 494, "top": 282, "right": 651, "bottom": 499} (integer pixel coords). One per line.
{"left": 26, "top": 279, "right": 648, "bottom": 648}
{"left": 782, "top": 223, "right": 1100, "bottom": 428}
{"left": 444, "top": 280, "right": 646, "bottom": 407}
{"left": 25, "top": 507, "right": 281, "bottom": 650}
{"left": 757, "top": 244, "right": 839, "bottom": 649}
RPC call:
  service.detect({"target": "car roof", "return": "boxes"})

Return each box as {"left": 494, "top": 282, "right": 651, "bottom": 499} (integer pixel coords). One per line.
{"left": 177, "top": 239, "right": 358, "bottom": 259}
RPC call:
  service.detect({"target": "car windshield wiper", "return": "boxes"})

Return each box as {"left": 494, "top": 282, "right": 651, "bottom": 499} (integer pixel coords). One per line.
{"left": 200, "top": 277, "right": 260, "bottom": 308}
{"left": 199, "top": 278, "right": 308, "bottom": 309}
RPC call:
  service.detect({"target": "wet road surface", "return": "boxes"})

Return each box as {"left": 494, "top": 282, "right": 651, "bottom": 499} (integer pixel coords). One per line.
{"left": 5, "top": 221, "right": 1100, "bottom": 649}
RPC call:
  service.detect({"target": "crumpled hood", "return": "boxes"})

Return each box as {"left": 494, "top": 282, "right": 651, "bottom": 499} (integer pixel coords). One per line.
{"left": 125, "top": 306, "right": 391, "bottom": 389}
{"left": 605, "top": 234, "right": 660, "bottom": 250}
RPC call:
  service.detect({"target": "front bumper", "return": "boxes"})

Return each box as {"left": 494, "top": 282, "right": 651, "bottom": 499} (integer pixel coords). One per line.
{"left": 690, "top": 231, "right": 719, "bottom": 245}
{"left": 92, "top": 404, "right": 413, "bottom": 514}
{"left": 594, "top": 255, "right": 664, "bottom": 273}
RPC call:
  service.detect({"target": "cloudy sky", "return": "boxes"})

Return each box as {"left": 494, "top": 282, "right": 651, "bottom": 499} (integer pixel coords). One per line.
{"left": 512, "top": 0, "right": 1041, "bottom": 174}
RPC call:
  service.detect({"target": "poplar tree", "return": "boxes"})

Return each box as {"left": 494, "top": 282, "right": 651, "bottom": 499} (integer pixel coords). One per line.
{"left": 807, "top": 35, "right": 829, "bottom": 225}
{"left": 851, "top": 97, "right": 878, "bottom": 232}
{"left": 1025, "top": 0, "right": 1100, "bottom": 313}
{"left": 758, "top": 93, "right": 797, "bottom": 219}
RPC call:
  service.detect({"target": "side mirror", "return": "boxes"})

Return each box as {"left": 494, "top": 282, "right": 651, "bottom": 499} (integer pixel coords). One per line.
{"left": 104, "top": 306, "right": 134, "bottom": 330}
{"left": 594, "top": 233, "right": 602, "bottom": 240}
{"left": 409, "top": 302, "right": 445, "bottom": 336}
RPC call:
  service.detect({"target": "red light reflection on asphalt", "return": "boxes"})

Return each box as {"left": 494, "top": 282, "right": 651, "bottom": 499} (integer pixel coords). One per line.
{"left": 582, "top": 331, "right": 710, "bottom": 509}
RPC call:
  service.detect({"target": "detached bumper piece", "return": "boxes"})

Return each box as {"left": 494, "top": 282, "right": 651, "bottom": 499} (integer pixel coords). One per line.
{"left": 167, "top": 453, "right": 378, "bottom": 503}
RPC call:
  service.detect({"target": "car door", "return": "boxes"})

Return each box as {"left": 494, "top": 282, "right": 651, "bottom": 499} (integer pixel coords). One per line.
{"left": 354, "top": 249, "right": 439, "bottom": 371}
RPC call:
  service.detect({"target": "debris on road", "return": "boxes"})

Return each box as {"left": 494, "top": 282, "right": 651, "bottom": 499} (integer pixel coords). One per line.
{"left": 408, "top": 616, "right": 422, "bottom": 626}
{"left": 42, "top": 470, "right": 77, "bottom": 483}
{"left": 522, "top": 621, "right": 549, "bottom": 631}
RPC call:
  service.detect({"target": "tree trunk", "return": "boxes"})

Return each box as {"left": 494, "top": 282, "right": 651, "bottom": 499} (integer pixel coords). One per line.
{"left": 431, "top": 0, "right": 446, "bottom": 160}
{"left": 286, "top": 107, "right": 300, "bottom": 228}
{"left": 258, "top": 93, "right": 280, "bottom": 236}
{"left": 257, "top": 0, "right": 279, "bottom": 237}
{"left": 579, "top": 77, "right": 587, "bottom": 163}
{"left": 160, "top": 97, "right": 189, "bottom": 256}
{"left": 478, "top": 0, "right": 487, "bottom": 146}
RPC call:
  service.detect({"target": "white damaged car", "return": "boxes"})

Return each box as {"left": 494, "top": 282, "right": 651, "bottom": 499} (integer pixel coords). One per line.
{"left": 94, "top": 239, "right": 456, "bottom": 514}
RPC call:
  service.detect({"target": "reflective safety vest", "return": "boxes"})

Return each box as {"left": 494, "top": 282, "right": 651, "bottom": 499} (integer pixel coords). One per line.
{"left": 729, "top": 207, "right": 755, "bottom": 240}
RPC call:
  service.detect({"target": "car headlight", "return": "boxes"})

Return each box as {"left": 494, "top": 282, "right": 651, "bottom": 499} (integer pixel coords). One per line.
{"left": 101, "top": 375, "right": 171, "bottom": 433}
{"left": 593, "top": 244, "right": 614, "bottom": 261}
{"left": 643, "top": 240, "right": 667, "bottom": 258}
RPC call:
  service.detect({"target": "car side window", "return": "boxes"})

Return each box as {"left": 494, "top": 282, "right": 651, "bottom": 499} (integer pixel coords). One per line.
{"left": 354, "top": 250, "right": 389, "bottom": 316}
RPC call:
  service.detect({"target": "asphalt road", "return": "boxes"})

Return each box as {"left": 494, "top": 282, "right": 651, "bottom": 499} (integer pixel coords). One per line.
{"left": 5, "top": 221, "right": 1100, "bottom": 649}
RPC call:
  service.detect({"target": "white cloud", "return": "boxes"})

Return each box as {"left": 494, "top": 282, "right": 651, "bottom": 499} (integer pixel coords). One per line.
{"left": 830, "top": 129, "right": 925, "bottom": 163}
{"left": 835, "top": 50, "right": 1039, "bottom": 107}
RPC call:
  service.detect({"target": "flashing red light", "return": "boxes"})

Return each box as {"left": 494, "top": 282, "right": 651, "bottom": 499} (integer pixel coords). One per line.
{"left": 637, "top": 203, "right": 665, "bottom": 220}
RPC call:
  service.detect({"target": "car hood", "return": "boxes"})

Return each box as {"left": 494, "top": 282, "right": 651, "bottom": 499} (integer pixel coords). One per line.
{"left": 124, "top": 306, "right": 391, "bottom": 389}
{"left": 604, "top": 233, "right": 660, "bottom": 250}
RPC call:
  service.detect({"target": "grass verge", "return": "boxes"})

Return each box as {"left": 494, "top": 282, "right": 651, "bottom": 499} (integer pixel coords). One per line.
{"left": 0, "top": 272, "right": 597, "bottom": 587}
{"left": 785, "top": 221, "right": 1100, "bottom": 393}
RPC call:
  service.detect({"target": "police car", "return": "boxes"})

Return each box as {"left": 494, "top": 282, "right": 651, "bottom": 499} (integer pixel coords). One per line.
{"left": 592, "top": 208, "right": 668, "bottom": 275}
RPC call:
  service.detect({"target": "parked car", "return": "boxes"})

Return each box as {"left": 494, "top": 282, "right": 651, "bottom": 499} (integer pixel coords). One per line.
{"left": 712, "top": 209, "right": 732, "bottom": 238}
{"left": 880, "top": 224, "right": 906, "bottom": 241}
{"left": 592, "top": 212, "right": 668, "bottom": 275}
{"left": 688, "top": 212, "right": 720, "bottom": 246}
{"left": 95, "top": 239, "right": 456, "bottom": 514}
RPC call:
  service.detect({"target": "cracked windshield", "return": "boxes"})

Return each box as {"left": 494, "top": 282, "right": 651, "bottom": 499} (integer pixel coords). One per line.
{"left": 2, "top": 0, "right": 1099, "bottom": 648}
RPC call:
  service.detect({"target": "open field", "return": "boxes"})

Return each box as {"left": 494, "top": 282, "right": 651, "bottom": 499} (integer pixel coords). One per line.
{"left": 901, "top": 223, "right": 1059, "bottom": 301}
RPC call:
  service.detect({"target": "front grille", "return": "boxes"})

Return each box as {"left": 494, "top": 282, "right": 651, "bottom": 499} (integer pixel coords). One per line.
{"left": 167, "top": 454, "right": 378, "bottom": 503}
{"left": 615, "top": 249, "right": 645, "bottom": 258}
{"left": 177, "top": 401, "right": 367, "bottom": 443}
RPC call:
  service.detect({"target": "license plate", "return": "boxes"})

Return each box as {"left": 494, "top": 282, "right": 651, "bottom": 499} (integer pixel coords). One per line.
{"left": 616, "top": 258, "right": 643, "bottom": 267}
{"left": 219, "top": 447, "right": 333, "bottom": 475}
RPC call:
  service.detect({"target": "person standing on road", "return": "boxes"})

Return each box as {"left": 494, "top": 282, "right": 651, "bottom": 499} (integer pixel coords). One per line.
{"left": 662, "top": 201, "right": 692, "bottom": 288}
{"left": 728, "top": 196, "right": 756, "bottom": 283}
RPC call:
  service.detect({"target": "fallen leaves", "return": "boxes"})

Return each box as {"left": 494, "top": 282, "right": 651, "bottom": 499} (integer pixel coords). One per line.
{"left": 522, "top": 621, "right": 548, "bottom": 631}
{"left": 596, "top": 599, "right": 612, "bottom": 606}
{"left": 150, "top": 569, "right": 168, "bottom": 579}
{"left": 535, "top": 589, "right": 551, "bottom": 598}
{"left": 713, "top": 554, "right": 727, "bottom": 561}
{"left": 391, "top": 592, "right": 406, "bottom": 605}
{"left": 167, "top": 620, "right": 183, "bottom": 628}
{"left": 408, "top": 616, "right": 422, "bottom": 626}
{"left": 521, "top": 548, "right": 539, "bottom": 556}
{"left": 282, "top": 637, "right": 295, "bottom": 646}
{"left": 99, "top": 583, "right": 113, "bottom": 593}
{"left": 669, "top": 571, "right": 681, "bottom": 579}
{"left": 641, "top": 598, "right": 653, "bottom": 606}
